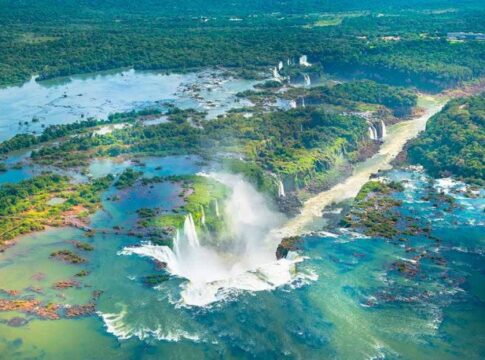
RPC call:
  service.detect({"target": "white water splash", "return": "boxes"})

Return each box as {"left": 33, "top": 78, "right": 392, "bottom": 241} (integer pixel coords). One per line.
{"left": 97, "top": 305, "right": 200, "bottom": 342}
{"left": 121, "top": 173, "right": 314, "bottom": 306}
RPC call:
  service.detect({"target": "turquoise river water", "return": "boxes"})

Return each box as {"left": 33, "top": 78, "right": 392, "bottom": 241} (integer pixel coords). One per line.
{"left": 0, "top": 71, "right": 483, "bottom": 359}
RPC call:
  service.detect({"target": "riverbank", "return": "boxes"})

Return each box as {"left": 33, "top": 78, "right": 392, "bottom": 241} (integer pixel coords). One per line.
{"left": 279, "top": 94, "right": 446, "bottom": 237}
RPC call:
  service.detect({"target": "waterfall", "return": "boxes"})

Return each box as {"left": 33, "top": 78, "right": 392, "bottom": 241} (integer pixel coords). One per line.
{"left": 120, "top": 173, "right": 310, "bottom": 307}
{"left": 368, "top": 124, "right": 378, "bottom": 141}
{"left": 368, "top": 121, "right": 386, "bottom": 140}
{"left": 183, "top": 214, "right": 200, "bottom": 248}
{"left": 278, "top": 179, "right": 286, "bottom": 198}
{"left": 301, "top": 97, "right": 306, "bottom": 108}
{"left": 214, "top": 200, "right": 220, "bottom": 218}
{"left": 303, "top": 74, "right": 311, "bottom": 87}
{"left": 380, "top": 120, "right": 387, "bottom": 139}
{"left": 272, "top": 67, "right": 283, "bottom": 81}
{"left": 278, "top": 61, "right": 284, "bottom": 71}
{"left": 200, "top": 206, "right": 206, "bottom": 226}
{"left": 289, "top": 100, "right": 297, "bottom": 109}
{"left": 368, "top": 126, "right": 374, "bottom": 140}
{"left": 299, "top": 55, "right": 311, "bottom": 67}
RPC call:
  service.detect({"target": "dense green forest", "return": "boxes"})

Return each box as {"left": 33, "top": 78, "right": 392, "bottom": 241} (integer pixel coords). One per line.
{"left": 407, "top": 94, "right": 485, "bottom": 184}
{"left": 295, "top": 81, "right": 418, "bottom": 117}
{"left": 20, "top": 105, "right": 371, "bottom": 194}
{"left": 0, "top": 0, "right": 484, "bottom": 89}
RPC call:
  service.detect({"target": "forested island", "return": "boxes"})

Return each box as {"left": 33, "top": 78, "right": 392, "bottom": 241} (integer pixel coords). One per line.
{"left": 0, "top": 0, "right": 484, "bottom": 359}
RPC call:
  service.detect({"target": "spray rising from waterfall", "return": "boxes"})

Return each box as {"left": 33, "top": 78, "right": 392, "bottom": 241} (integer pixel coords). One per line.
{"left": 121, "top": 173, "right": 314, "bottom": 306}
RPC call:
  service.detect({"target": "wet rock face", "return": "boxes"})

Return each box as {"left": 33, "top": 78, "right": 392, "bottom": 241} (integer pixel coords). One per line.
{"left": 276, "top": 236, "right": 302, "bottom": 260}
{"left": 277, "top": 194, "right": 302, "bottom": 217}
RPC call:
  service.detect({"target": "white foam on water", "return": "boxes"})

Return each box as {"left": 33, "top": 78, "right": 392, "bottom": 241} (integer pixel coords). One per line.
{"left": 97, "top": 305, "right": 201, "bottom": 342}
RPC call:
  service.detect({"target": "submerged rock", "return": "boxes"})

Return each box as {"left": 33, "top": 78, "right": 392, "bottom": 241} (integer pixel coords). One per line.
{"left": 50, "top": 250, "right": 86, "bottom": 264}
{"left": 7, "top": 317, "right": 29, "bottom": 327}
{"left": 141, "top": 274, "right": 170, "bottom": 287}
{"left": 65, "top": 304, "right": 96, "bottom": 318}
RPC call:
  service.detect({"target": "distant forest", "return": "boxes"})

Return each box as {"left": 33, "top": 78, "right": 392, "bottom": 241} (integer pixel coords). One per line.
{"left": 0, "top": 0, "right": 484, "bottom": 89}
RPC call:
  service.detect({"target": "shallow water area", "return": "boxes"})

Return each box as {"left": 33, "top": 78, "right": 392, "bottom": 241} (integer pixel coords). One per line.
{"left": 2, "top": 157, "right": 483, "bottom": 359}
{"left": 0, "top": 68, "right": 484, "bottom": 358}
{"left": 0, "top": 68, "right": 259, "bottom": 141}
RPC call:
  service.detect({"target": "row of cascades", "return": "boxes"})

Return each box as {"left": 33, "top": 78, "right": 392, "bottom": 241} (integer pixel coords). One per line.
{"left": 272, "top": 55, "right": 312, "bottom": 86}
{"left": 368, "top": 120, "right": 387, "bottom": 141}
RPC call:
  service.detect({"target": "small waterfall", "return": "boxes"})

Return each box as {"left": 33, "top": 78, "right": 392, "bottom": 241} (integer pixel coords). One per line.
{"left": 272, "top": 67, "right": 283, "bottom": 81}
{"left": 183, "top": 214, "right": 200, "bottom": 248}
{"left": 214, "top": 200, "right": 220, "bottom": 218}
{"left": 301, "top": 97, "right": 306, "bottom": 108}
{"left": 289, "top": 100, "right": 297, "bottom": 109}
{"left": 299, "top": 55, "right": 311, "bottom": 67}
{"left": 380, "top": 120, "right": 387, "bottom": 139}
{"left": 278, "top": 179, "right": 286, "bottom": 198}
{"left": 278, "top": 61, "right": 284, "bottom": 71}
{"left": 200, "top": 206, "right": 206, "bottom": 226}
{"left": 368, "top": 126, "right": 374, "bottom": 140}
{"left": 368, "top": 124, "right": 378, "bottom": 141}
{"left": 303, "top": 74, "right": 311, "bottom": 87}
